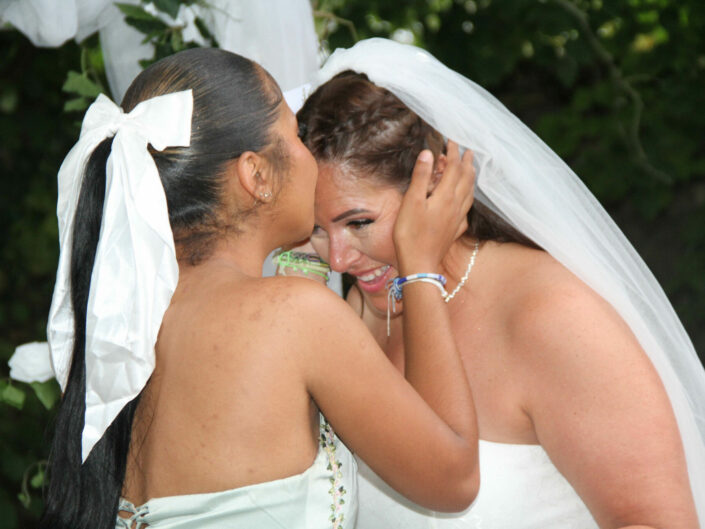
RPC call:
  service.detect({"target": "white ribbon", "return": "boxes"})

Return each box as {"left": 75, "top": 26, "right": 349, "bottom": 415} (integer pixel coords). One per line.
{"left": 47, "top": 90, "right": 192, "bottom": 461}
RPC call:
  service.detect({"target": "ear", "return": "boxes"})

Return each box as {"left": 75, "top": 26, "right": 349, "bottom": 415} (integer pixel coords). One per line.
{"left": 428, "top": 153, "right": 447, "bottom": 194}
{"left": 234, "top": 151, "right": 273, "bottom": 204}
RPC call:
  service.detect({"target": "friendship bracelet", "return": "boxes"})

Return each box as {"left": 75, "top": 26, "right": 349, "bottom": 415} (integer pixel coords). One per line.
{"left": 386, "top": 273, "right": 448, "bottom": 336}
{"left": 388, "top": 273, "right": 448, "bottom": 302}
{"left": 273, "top": 250, "right": 331, "bottom": 281}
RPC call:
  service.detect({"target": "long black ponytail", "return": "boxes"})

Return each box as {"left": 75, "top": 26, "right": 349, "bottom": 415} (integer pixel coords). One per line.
{"left": 39, "top": 137, "right": 141, "bottom": 528}
{"left": 40, "top": 48, "right": 286, "bottom": 529}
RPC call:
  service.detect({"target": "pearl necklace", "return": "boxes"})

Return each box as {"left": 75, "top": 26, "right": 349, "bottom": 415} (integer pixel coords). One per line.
{"left": 443, "top": 241, "right": 480, "bottom": 302}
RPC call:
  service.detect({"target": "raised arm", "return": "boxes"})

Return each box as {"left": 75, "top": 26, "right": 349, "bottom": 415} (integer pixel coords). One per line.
{"left": 299, "top": 144, "right": 480, "bottom": 511}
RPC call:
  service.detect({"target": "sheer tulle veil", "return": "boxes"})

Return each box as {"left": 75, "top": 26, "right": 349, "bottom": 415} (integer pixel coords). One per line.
{"left": 314, "top": 38, "right": 705, "bottom": 523}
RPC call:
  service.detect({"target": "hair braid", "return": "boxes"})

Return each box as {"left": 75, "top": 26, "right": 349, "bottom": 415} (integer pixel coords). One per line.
{"left": 298, "top": 71, "right": 539, "bottom": 249}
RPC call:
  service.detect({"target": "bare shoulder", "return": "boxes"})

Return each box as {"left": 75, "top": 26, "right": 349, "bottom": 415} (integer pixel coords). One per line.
{"left": 498, "top": 246, "right": 649, "bottom": 372}
{"left": 174, "top": 275, "right": 360, "bottom": 384}
{"left": 219, "top": 275, "right": 354, "bottom": 330}
{"left": 491, "top": 252, "right": 697, "bottom": 528}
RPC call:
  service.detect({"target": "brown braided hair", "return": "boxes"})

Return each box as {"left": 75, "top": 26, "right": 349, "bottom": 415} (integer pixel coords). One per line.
{"left": 297, "top": 71, "right": 539, "bottom": 248}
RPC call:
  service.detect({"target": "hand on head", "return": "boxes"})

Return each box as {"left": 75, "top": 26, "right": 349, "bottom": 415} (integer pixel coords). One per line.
{"left": 393, "top": 141, "right": 475, "bottom": 276}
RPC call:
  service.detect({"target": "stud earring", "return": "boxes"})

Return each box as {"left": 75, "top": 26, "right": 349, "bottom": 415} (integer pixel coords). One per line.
{"left": 259, "top": 191, "right": 271, "bottom": 199}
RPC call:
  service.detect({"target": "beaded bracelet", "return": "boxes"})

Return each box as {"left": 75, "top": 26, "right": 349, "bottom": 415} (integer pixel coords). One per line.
{"left": 386, "top": 273, "right": 448, "bottom": 336}
{"left": 273, "top": 250, "right": 331, "bottom": 282}
{"left": 388, "top": 273, "right": 448, "bottom": 302}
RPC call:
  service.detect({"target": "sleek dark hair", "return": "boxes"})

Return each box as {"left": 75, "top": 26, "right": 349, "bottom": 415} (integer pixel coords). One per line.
{"left": 40, "top": 48, "right": 285, "bottom": 529}
{"left": 297, "top": 71, "right": 539, "bottom": 248}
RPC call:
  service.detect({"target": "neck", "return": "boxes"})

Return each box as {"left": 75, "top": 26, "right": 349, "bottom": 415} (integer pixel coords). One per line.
{"left": 178, "top": 228, "right": 276, "bottom": 278}
{"left": 439, "top": 236, "right": 479, "bottom": 289}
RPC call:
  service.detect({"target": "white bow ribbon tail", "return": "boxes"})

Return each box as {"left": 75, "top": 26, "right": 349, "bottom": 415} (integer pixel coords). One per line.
{"left": 47, "top": 90, "right": 193, "bottom": 461}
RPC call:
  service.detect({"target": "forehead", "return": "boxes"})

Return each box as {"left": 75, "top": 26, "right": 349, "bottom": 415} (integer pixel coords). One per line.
{"left": 314, "top": 163, "right": 401, "bottom": 216}
{"left": 316, "top": 163, "right": 389, "bottom": 198}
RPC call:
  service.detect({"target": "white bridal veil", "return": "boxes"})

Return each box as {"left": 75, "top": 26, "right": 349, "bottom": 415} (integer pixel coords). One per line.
{"left": 315, "top": 38, "right": 705, "bottom": 524}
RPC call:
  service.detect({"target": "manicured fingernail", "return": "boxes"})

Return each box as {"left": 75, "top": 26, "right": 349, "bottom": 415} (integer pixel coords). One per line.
{"left": 418, "top": 150, "right": 433, "bottom": 163}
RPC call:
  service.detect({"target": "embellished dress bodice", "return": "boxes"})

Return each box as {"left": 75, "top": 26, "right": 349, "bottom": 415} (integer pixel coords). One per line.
{"left": 356, "top": 439, "right": 598, "bottom": 529}
{"left": 116, "top": 415, "right": 357, "bottom": 529}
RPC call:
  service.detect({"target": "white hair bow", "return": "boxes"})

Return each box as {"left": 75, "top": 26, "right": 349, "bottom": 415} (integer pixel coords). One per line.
{"left": 47, "top": 90, "right": 192, "bottom": 461}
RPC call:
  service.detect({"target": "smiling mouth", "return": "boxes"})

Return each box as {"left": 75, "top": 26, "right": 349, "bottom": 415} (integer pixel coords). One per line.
{"left": 355, "top": 265, "right": 393, "bottom": 293}
{"left": 358, "top": 265, "right": 390, "bottom": 282}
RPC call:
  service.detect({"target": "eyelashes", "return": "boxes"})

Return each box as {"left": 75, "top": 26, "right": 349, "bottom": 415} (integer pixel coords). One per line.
{"left": 347, "top": 219, "right": 373, "bottom": 229}
{"left": 312, "top": 219, "right": 374, "bottom": 234}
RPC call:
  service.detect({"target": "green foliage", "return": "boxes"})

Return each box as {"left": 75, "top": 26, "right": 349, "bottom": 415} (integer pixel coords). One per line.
{"left": 30, "top": 380, "right": 60, "bottom": 410}
{"left": 0, "top": 381, "right": 25, "bottom": 410}
{"left": 1, "top": 31, "right": 79, "bottom": 528}
{"left": 62, "top": 34, "right": 108, "bottom": 112}
{"left": 62, "top": 70, "right": 103, "bottom": 111}
{"left": 116, "top": 1, "right": 217, "bottom": 69}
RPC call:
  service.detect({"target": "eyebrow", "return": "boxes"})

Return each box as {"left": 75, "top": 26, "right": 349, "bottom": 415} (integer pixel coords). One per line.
{"left": 332, "top": 208, "right": 371, "bottom": 223}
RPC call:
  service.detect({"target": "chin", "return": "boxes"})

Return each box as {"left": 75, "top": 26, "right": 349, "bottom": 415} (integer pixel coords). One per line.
{"left": 360, "top": 286, "right": 394, "bottom": 317}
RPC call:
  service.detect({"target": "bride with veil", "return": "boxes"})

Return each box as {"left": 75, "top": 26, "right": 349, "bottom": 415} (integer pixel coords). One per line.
{"left": 298, "top": 37, "right": 705, "bottom": 528}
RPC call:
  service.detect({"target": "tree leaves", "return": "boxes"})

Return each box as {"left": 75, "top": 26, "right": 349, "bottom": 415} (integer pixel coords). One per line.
{"left": 116, "top": 1, "right": 217, "bottom": 69}
{"left": 61, "top": 71, "right": 102, "bottom": 112}
{"left": 62, "top": 71, "right": 102, "bottom": 98}
{"left": 29, "top": 381, "right": 59, "bottom": 410}
{"left": 153, "top": 0, "right": 181, "bottom": 19}
{"left": 0, "top": 380, "right": 26, "bottom": 410}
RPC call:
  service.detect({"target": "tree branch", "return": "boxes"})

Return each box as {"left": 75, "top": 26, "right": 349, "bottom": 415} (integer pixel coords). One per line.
{"left": 313, "top": 10, "right": 358, "bottom": 42}
{"left": 552, "top": 0, "right": 672, "bottom": 184}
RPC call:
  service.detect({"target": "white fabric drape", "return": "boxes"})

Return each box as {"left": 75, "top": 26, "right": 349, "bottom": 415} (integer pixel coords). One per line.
{"left": 47, "top": 91, "right": 191, "bottom": 461}
{"left": 0, "top": 0, "right": 114, "bottom": 46}
{"left": 1, "top": 0, "right": 319, "bottom": 103}
{"left": 315, "top": 38, "right": 705, "bottom": 526}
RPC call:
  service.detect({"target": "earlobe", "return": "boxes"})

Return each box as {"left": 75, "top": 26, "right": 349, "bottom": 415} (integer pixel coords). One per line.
{"left": 235, "top": 152, "right": 272, "bottom": 203}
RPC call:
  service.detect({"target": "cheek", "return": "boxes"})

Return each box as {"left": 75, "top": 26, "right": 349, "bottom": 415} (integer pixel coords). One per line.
{"left": 310, "top": 235, "right": 329, "bottom": 261}
{"left": 361, "top": 216, "right": 398, "bottom": 266}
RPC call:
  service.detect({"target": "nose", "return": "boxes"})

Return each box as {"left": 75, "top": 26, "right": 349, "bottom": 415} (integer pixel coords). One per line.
{"left": 328, "top": 235, "right": 361, "bottom": 274}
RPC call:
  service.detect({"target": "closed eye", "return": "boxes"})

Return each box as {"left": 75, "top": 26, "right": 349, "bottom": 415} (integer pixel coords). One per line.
{"left": 347, "top": 219, "right": 373, "bottom": 229}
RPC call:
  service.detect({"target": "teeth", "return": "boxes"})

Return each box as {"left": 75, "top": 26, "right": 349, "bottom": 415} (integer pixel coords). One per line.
{"left": 359, "top": 265, "right": 390, "bottom": 282}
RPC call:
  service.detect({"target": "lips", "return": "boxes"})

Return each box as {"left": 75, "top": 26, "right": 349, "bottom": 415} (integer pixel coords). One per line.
{"left": 354, "top": 265, "right": 393, "bottom": 293}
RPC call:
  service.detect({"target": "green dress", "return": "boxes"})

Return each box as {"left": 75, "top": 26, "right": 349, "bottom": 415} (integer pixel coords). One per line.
{"left": 116, "top": 416, "right": 357, "bottom": 529}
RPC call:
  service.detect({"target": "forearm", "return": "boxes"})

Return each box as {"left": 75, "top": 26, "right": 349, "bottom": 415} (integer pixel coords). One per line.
{"left": 401, "top": 280, "right": 477, "bottom": 443}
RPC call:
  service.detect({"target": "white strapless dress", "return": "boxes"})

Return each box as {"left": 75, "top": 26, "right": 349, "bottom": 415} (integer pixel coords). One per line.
{"left": 116, "top": 416, "right": 357, "bottom": 529}
{"left": 356, "top": 439, "right": 598, "bottom": 529}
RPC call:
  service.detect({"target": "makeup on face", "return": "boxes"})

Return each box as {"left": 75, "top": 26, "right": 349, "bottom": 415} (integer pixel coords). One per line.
{"left": 312, "top": 164, "right": 404, "bottom": 311}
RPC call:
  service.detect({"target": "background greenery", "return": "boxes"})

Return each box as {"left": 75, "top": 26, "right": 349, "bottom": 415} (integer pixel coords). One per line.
{"left": 1, "top": 0, "right": 703, "bottom": 526}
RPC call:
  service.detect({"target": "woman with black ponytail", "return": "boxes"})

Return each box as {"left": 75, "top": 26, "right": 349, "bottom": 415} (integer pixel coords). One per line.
{"left": 40, "top": 48, "right": 482, "bottom": 528}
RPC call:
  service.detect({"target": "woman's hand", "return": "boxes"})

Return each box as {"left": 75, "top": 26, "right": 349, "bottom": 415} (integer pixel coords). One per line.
{"left": 393, "top": 141, "right": 475, "bottom": 276}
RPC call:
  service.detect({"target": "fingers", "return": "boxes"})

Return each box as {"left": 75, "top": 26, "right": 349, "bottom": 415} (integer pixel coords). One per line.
{"left": 406, "top": 149, "right": 435, "bottom": 203}
{"left": 434, "top": 141, "right": 460, "bottom": 195}
{"left": 445, "top": 146, "right": 474, "bottom": 241}
{"left": 458, "top": 149, "right": 475, "bottom": 213}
